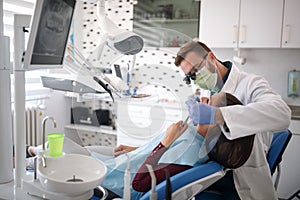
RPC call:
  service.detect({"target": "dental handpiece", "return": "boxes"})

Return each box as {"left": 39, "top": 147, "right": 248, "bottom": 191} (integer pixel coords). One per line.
{"left": 180, "top": 116, "right": 189, "bottom": 130}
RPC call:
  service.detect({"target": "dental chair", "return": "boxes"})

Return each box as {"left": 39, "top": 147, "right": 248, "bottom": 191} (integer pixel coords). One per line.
{"left": 140, "top": 129, "right": 292, "bottom": 200}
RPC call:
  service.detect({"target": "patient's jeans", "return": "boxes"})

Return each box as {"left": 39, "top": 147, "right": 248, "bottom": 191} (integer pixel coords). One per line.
{"left": 196, "top": 171, "right": 240, "bottom": 200}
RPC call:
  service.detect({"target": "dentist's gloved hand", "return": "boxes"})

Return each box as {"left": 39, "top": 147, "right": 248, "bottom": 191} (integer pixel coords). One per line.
{"left": 185, "top": 96, "right": 199, "bottom": 111}
{"left": 185, "top": 101, "right": 217, "bottom": 124}
{"left": 187, "top": 94, "right": 200, "bottom": 104}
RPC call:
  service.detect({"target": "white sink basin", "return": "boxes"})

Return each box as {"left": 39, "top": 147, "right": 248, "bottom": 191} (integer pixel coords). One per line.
{"left": 37, "top": 154, "right": 107, "bottom": 195}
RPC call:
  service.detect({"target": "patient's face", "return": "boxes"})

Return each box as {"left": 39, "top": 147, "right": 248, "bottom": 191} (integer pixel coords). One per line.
{"left": 196, "top": 92, "right": 225, "bottom": 137}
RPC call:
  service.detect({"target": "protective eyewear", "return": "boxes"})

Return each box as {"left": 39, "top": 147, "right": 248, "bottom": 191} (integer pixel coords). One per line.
{"left": 183, "top": 54, "right": 208, "bottom": 85}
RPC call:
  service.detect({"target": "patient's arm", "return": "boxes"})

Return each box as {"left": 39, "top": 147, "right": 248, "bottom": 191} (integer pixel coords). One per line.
{"left": 132, "top": 121, "right": 190, "bottom": 192}
{"left": 132, "top": 142, "right": 191, "bottom": 192}
{"left": 113, "top": 144, "right": 138, "bottom": 157}
{"left": 161, "top": 121, "right": 187, "bottom": 147}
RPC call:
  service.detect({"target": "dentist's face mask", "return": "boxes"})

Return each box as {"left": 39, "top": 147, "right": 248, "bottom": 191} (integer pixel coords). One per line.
{"left": 194, "top": 65, "right": 218, "bottom": 90}
{"left": 184, "top": 54, "right": 218, "bottom": 91}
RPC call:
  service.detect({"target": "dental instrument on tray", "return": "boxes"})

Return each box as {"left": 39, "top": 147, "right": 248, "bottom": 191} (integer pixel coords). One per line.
{"left": 180, "top": 116, "right": 189, "bottom": 130}
{"left": 146, "top": 164, "right": 158, "bottom": 200}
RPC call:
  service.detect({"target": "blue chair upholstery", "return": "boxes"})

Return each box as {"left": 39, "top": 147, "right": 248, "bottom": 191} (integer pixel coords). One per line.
{"left": 140, "top": 161, "right": 224, "bottom": 200}
{"left": 140, "top": 129, "right": 292, "bottom": 200}
{"left": 267, "top": 129, "right": 292, "bottom": 175}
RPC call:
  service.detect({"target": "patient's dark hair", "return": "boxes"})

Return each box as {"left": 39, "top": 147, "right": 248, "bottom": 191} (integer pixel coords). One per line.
{"left": 210, "top": 92, "right": 243, "bottom": 108}
{"left": 225, "top": 93, "right": 243, "bottom": 106}
{"left": 206, "top": 92, "right": 255, "bottom": 169}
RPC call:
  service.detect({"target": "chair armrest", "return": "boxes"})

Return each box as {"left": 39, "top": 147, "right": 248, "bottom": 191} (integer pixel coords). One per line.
{"left": 140, "top": 161, "right": 224, "bottom": 200}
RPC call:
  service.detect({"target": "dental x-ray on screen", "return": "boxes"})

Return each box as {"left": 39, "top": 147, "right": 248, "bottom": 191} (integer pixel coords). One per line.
{"left": 23, "top": 0, "right": 76, "bottom": 70}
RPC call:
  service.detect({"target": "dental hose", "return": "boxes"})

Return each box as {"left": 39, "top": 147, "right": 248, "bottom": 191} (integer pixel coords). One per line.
{"left": 165, "top": 169, "right": 172, "bottom": 200}
{"left": 146, "top": 164, "right": 157, "bottom": 200}
{"left": 123, "top": 154, "right": 131, "bottom": 200}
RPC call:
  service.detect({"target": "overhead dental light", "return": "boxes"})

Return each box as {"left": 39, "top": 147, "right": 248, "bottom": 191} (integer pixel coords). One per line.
{"left": 95, "top": 0, "right": 143, "bottom": 59}
{"left": 107, "top": 30, "right": 144, "bottom": 55}
{"left": 86, "top": 0, "right": 143, "bottom": 100}
{"left": 84, "top": 0, "right": 143, "bottom": 100}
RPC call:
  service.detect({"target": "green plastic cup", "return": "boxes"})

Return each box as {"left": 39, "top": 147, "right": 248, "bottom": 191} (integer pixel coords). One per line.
{"left": 47, "top": 133, "right": 64, "bottom": 157}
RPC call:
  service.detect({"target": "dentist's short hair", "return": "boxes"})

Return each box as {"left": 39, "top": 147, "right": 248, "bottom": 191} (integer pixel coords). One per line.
{"left": 174, "top": 41, "right": 212, "bottom": 67}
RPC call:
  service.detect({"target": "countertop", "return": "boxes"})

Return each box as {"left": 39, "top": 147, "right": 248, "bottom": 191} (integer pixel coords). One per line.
{"left": 64, "top": 124, "right": 117, "bottom": 135}
{"left": 289, "top": 105, "right": 300, "bottom": 120}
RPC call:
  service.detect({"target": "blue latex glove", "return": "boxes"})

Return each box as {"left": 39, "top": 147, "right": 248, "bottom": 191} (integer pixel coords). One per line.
{"left": 185, "top": 101, "right": 217, "bottom": 124}
{"left": 185, "top": 98, "right": 196, "bottom": 112}
{"left": 185, "top": 94, "right": 201, "bottom": 109}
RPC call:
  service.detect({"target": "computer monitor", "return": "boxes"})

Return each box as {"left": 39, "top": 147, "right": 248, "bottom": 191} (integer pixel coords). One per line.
{"left": 23, "top": 0, "right": 76, "bottom": 70}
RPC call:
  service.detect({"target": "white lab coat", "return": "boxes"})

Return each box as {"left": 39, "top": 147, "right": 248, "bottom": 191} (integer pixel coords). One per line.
{"left": 219, "top": 64, "right": 291, "bottom": 200}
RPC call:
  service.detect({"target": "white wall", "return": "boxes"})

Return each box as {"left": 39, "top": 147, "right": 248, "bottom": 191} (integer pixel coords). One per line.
{"left": 213, "top": 48, "right": 300, "bottom": 106}
{"left": 43, "top": 91, "right": 71, "bottom": 134}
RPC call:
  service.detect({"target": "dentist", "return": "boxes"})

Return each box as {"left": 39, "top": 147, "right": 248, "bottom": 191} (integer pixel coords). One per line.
{"left": 174, "top": 40, "right": 291, "bottom": 200}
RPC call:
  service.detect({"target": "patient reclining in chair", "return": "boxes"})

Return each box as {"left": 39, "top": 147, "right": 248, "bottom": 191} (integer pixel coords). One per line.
{"left": 27, "top": 92, "right": 249, "bottom": 199}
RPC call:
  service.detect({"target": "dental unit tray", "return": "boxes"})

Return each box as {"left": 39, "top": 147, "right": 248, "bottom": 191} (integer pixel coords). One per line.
{"left": 41, "top": 75, "right": 104, "bottom": 94}
{"left": 41, "top": 73, "right": 111, "bottom": 94}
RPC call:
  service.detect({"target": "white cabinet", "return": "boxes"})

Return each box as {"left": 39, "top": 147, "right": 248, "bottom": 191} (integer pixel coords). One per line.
{"left": 200, "top": 0, "right": 284, "bottom": 48}
{"left": 281, "top": 0, "right": 300, "bottom": 48}
{"left": 199, "top": 0, "right": 240, "bottom": 48}
{"left": 239, "top": 0, "right": 283, "bottom": 48}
